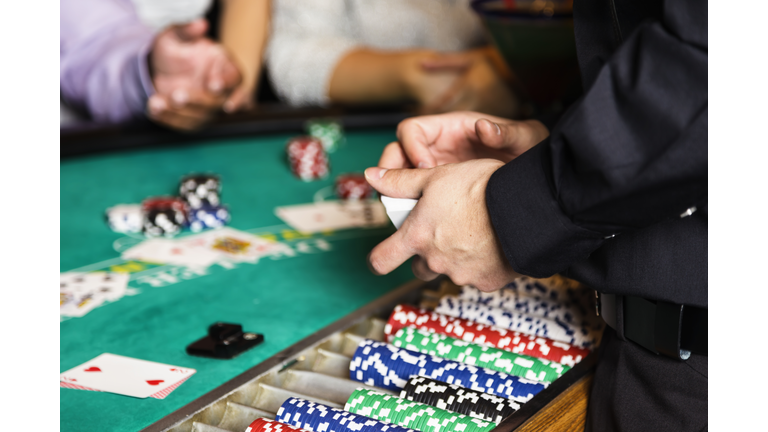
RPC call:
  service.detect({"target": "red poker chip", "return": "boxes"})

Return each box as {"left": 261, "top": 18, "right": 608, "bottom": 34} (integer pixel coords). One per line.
{"left": 385, "top": 304, "right": 590, "bottom": 366}
{"left": 246, "top": 418, "right": 309, "bottom": 432}
{"left": 286, "top": 136, "right": 329, "bottom": 181}
{"left": 335, "top": 174, "right": 372, "bottom": 200}
{"left": 141, "top": 196, "right": 188, "bottom": 212}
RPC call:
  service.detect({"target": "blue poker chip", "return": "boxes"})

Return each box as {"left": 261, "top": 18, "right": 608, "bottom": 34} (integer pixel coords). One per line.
{"left": 187, "top": 205, "right": 230, "bottom": 232}
{"left": 349, "top": 340, "right": 545, "bottom": 403}
{"left": 277, "top": 397, "right": 416, "bottom": 432}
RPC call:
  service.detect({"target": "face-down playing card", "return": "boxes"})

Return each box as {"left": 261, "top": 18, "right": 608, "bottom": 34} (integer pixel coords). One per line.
{"left": 60, "top": 353, "right": 196, "bottom": 399}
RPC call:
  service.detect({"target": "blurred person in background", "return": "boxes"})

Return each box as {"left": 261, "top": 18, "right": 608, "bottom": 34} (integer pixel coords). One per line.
{"left": 60, "top": 0, "right": 269, "bottom": 131}
{"left": 266, "top": 0, "right": 520, "bottom": 118}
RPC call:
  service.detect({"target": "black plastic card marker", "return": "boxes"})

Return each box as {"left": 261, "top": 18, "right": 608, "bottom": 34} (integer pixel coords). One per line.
{"left": 186, "top": 322, "right": 264, "bottom": 359}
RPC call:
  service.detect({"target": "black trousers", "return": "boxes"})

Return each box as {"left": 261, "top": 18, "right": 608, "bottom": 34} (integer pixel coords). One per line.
{"left": 585, "top": 327, "right": 708, "bottom": 432}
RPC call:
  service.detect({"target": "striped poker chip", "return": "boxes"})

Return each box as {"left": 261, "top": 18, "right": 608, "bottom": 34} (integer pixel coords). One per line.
{"left": 246, "top": 418, "right": 310, "bottom": 432}
{"left": 286, "top": 137, "right": 330, "bottom": 181}
{"left": 349, "top": 339, "right": 545, "bottom": 403}
{"left": 399, "top": 376, "right": 521, "bottom": 424}
{"left": 345, "top": 388, "right": 496, "bottom": 432}
{"left": 391, "top": 327, "right": 569, "bottom": 383}
{"left": 385, "top": 304, "right": 589, "bottom": 366}
{"left": 277, "top": 397, "right": 416, "bottom": 432}
{"left": 436, "top": 296, "right": 599, "bottom": 349}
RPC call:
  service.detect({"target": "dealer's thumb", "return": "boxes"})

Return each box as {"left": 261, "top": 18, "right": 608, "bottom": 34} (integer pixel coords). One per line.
{"left": 364, "top": 167, "right": 430, "bottom": 200}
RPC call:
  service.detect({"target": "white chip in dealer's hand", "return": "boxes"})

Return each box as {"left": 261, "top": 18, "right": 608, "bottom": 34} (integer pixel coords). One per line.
{"left": 380, "top": 196, "right": 418, "bottom": 229}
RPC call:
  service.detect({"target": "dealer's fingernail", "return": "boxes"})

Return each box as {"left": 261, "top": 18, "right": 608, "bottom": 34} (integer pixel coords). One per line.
{"left": 417, "top": 162, "right": 427, "bottom": 169}
{"left": 172, "top": 89, "right": 188, "bottom": 105}
{"left": 493, "top": 121, "right": 501, "bottom": 135}
{"left": 364, "top": 168, "right": 388, "bottom": 181}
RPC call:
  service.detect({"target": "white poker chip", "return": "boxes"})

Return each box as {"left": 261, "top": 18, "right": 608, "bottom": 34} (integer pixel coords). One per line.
{"left": 105, "top": 204, "right": 143, "bottom": 234}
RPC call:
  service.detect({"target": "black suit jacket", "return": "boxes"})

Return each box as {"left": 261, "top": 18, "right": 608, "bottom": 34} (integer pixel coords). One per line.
{"left": 486, "top": 0, "right": 708, "bottom": 307}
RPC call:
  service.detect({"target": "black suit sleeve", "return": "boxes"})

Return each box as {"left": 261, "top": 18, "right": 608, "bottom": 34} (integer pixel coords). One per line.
{"left": 485, "top": 1, "right": 707, "bottom": 278}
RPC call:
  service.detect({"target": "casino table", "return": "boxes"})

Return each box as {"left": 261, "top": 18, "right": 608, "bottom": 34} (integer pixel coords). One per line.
{"left": 60, "top": 126, "right": 417, "bottom": 431}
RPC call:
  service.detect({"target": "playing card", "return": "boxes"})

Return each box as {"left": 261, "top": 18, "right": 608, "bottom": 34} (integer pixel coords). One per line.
{"left": 175, "top": 227, "right": 289, "bottom": 263}
{"left": 60, "top": 353, "right": 196, "bottom": 399}
{"left": 60, "top": 272, "right": 129, "bottom": 318}
{"left": 380, "top": 196, "right": 418, "bottom": 229}
{"left": 275, "top": 199, "right": 387, "bottom": 233}
{"left": 121, "top": 238, "right": 223, "bottom": 268}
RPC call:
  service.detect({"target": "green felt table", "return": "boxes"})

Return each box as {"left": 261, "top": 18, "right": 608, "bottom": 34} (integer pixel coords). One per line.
{"left": 60, "top": 128, "right": 414, "bottom": 432}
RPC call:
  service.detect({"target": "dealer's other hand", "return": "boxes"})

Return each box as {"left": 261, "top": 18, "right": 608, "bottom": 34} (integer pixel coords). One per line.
{"left": 365, "top": 160, "right": 522, "bottom": 291}
{"left": 379, "top": 111, "right": 549, "bottom": 169}
{"left": 147, "top": 19, "right": 242, "bottom": 131}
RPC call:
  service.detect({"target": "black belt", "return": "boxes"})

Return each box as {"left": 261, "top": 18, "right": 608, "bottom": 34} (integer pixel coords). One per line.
{"left": 596, "top": 293, "right": 707, "bottom": 360}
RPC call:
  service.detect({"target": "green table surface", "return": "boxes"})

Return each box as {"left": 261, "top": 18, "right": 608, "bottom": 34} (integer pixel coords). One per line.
{"left": 60, "top": 129, "right": 414, "bottom": 432}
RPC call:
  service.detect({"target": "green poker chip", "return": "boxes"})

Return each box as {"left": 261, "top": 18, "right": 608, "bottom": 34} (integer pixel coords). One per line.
{"left": 391, "top": 326, "right": 570, "bottom": 383}
{"left": 345, "top": 388, "right": 496, "bottom": 432}
{"left": 306, "top": 119, "right": 344, "bottom": 153}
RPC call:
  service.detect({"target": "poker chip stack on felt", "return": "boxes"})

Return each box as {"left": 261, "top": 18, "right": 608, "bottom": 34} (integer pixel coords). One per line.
{"left": 335, "top": 174, "right": 373, "bottom": 200}
{"left": 399, "top": 376, "right": 521, "bottom": 424}
{"left": 287, "top": 136, "right": 330, "bottom": 181}
{"left": 345, "top": 388, "right": 496, "bottom": 432}
{"left": 306, "top": 118, "right": 344, "bottom": 153}
{"left": 104, "top": 173, "right": 231, "bottom": 238}
{"left": 179, "top": 174, "right": 230, "bottom": 232}
{"left": 141, "top": 197, "right": 188, "bottom": 238}
{"left": 390, "top": 327, "right": 570, "bottom": 383}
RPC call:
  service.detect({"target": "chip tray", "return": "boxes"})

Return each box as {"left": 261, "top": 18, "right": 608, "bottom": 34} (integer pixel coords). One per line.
{"left": 142, "top": 278, "right": 600, "bottom": 432}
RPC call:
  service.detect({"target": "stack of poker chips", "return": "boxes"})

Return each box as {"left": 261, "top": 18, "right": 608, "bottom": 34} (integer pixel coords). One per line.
{"left": 349, "top": 339, "right": 545, "bottom": 402}
{"left": 277, "top": 397, "right": 416, "bottom": 432}
{"left": 105, "top": 173, "right": 230, "bottom": 238}
{"left": 287, "top": 136, "right": 330, "bottom": 181}
{"left": 391, "top": 327, "right": 569, "bottom": 383}
{"left": 399, "top": 376, "right": 520, "bottom": 424}
{"left": 345, "top": 388, "right": 496, "bottom": 432}
{"left": 306, "top": 118, "right": 344, "bottom": 153}
{"left": 141, "top": 197, "right": 188, "bottom": 238}
{"left": 385, "top": 304, "right": 589, "bottom": 366}
{"left": 178, "top": 174, "right": 230, "bottom": 232}
{"left": 435, "top": 296, "right": 598, "bottom": 349}
{"left": 246, "top": 418, "right": 309, "bottom": 432}
{"left": 335, "top": 173, "right": 373, "bottom": 200}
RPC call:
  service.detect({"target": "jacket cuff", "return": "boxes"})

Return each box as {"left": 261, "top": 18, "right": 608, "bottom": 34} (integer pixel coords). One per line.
{"left": 485, "top": 141, "right": 604, "bottom": 277}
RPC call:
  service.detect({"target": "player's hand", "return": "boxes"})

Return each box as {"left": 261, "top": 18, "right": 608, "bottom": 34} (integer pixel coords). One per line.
{"left": 365, "top": 160, "right": 522, "bottom": 291}
{"left": 147, "top": 19, "right": 242, "bottom": 131}
{"left": 379, "top": 111, "right": 549, "bottom": 169}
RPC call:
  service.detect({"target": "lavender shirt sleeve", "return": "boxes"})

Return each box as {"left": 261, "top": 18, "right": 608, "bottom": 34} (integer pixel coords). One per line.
{"left": 60, "top": 0, "right": 157, "bottom": 123}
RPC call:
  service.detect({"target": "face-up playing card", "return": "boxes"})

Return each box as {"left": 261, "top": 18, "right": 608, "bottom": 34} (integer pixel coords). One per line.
{"left": 275, "top": 199, "right": 387, "bottom": 233}
{"left": 121, "top": 238, "right": 223, "bottom": 268}
{"left": 175, "top": 227, "right": 290, "bottom": 263}
{"left": 60, "top": 353, "right": 196, "bottom": 399}
{"left": 60, "top": 272, "right": 130, "bottom": 318}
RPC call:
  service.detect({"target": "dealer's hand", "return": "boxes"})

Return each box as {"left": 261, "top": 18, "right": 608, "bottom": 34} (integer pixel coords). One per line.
{"left": 365, "top": 160, "right": 522, "bottom": 291}
{"left": 379, "top": 111, "right": 549, "bottom": 169}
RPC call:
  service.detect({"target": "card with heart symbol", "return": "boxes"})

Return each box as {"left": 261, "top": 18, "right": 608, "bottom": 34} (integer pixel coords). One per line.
{"left": 59, "top": 353, "right": 196, "bottom": 399}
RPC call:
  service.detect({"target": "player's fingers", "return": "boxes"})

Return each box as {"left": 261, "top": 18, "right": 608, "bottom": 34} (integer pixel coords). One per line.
{"left": 411, "top": 256, "right": 440, "bottom": 281}
{"left": 420, "top": 54, "right": 474, "bottom": 72}
{"left": 368, "top": 229, "right": 415, "bottom": 276}
{"left": 170, "top": 88, "right": 227, "bottom": 110}
{"left": 172, "top": 18, "right": 208, "bottom": 42}
{"left": 379, "top": 142, "right": 413, "bottom": 169}
{"left": 364, "top": 167, "right": 431, "bottom": 199}
{"left": 396, "top": 118, "right": 439, "bottom": 168}
{"left": 147, "top": 95, "right": 211, "bottom": 131}
{"left": 208, "top": 53, "right": 242, "bottom": 95}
